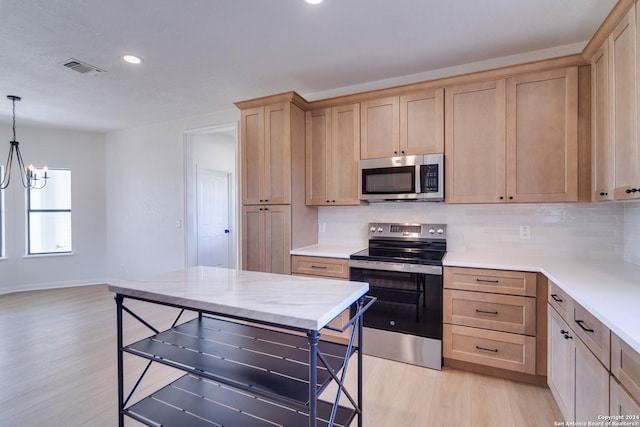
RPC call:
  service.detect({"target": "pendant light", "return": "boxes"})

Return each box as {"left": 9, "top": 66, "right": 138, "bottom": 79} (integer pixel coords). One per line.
{"left": 0, "top": 95, "right": 49, "bottom": 190}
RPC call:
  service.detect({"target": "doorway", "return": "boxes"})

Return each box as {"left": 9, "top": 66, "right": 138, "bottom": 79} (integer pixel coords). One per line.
{"left": 185, "top": 123, "right": 238, "bottom": 269}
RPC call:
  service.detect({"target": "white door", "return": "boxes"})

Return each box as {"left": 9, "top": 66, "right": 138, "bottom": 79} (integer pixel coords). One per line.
{"left": 197, "top": 168, "right": 230, "bottom": 267}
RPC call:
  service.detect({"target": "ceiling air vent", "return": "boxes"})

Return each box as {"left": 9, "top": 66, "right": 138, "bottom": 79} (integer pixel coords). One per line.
{"left": 62, "top": 58, "right": 105, "bottom": 76}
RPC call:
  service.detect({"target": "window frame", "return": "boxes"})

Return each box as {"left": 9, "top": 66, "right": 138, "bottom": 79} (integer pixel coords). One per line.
{"left": 26, "top": 168, "right": 72, "bottom": 256}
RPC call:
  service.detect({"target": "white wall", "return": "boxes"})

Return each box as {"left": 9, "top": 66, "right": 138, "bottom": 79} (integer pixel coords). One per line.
{"left": 318, "top": 202, "right": 626, "bottom": 261}
{"left": 105, "top": 109, "right": 239, "bottom": 280}
{"left": 0, "top": 123, "right": 107, "bottom": 293}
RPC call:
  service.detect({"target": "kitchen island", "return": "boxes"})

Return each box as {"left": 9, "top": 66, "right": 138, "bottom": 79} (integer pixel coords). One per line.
{"left": 109, "top": 266, "right": 371, "bottom": 427}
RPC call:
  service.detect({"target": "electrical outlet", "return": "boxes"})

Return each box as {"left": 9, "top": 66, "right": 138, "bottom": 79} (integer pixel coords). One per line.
{"left": 519, "top": 226, "right": 531, "bottom": 240}
{"left": 319, "top": 222, "right": 326, "bottom": 233}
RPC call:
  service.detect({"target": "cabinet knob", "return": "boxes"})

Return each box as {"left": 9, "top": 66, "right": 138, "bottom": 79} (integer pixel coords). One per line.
{"left": 394, "top": 151, "right": 398, "bottom": 155}
{"left": 499, "top": 196, "right": 504, "bottom": 200}
{"left": 563, "top": 334, "right": 573, "bottom": 340}
{"left": 332, "top": 200, "right": 336, "bottom": 203}
{"left": 401, "top": 150, "right": 405, "bottom": 154}
{"left": 625, "top": 188, "right": 638, "bottom": 194}
{"left": 326, "top": 200, "right": 330, "bottom": 203}
{"left": 509, "top": 196, "right": 513, "bottom": 200}
{"left": 600, "top": 192, "right": 607, "bottom": 196}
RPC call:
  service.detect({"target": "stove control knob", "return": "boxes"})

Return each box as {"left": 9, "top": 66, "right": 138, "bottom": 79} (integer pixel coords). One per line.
{"left": 369, "top": 227, "right": 376, "bottom": 233}
{"left": 437, "top": 228, "right": 444, "bottom": 235}
{"left": 377, "top": 227, "right": 383, "bottom": 233}
{"left": 428, "top": 228, "right": 435, "bottom": 234}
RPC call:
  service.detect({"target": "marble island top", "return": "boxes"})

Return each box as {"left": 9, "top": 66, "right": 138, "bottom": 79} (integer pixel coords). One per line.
{"left": 108, "top": 266, "right": 369, "bottom": 331}
{"left": 290, "top": 243, "right": 366, "bottom": 259}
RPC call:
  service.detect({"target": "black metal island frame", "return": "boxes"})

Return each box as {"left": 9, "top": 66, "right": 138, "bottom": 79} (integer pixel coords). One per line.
{"left": 109, "top": 266, "right": 373, "bottom": 427}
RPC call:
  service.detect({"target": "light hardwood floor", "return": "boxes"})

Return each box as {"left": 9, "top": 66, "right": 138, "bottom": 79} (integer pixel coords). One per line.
{"left": 0, "top": 285, "right": 563, "bottom": 426}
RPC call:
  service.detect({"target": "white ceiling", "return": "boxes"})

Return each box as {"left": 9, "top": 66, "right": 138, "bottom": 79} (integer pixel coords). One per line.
{"left": 0, "top": 0, "right": 617, "bottom": 133}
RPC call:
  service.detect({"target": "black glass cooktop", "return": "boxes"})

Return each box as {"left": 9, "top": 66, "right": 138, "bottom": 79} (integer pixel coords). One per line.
{"left": 350, "top": 239, "right": 446, "bottom": 266}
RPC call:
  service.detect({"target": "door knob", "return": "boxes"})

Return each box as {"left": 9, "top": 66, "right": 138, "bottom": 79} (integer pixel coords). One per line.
{"left": 224, "top": 229, "right": 230, "bottom": 234}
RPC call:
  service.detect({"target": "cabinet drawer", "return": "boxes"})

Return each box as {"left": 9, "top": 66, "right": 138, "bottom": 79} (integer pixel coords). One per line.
{"left": 612, "top": 333, "right": 640, "bottom": 404}
{"left": 444, "top": 267, "right": 536, "bottom": 296}
{"left": 610, "top": 375, "right": 640, "bottom": 416}
{"left": 548, "top": 280, "right": 572, "bottom": 322}
{"left": 443, "top": 289, "right": 536, "bottom": 335}
{"left": 572, "top": 301, "right": 611, "bottom": 369}
{"left": 443, "top": 324, "right": 536, "bottom": 374}
{"left": 291, "top": 255, "right": 349, "bottom": 279}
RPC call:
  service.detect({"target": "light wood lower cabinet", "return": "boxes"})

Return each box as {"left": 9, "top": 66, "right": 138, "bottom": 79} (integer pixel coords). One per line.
{"left": 291, "top": 255, "right": 351, "bottom": 344}
{"left": 242, "top": 205, "right": 291, "bottom": 275}
{"left": 548, "top": 306, "right": 576, "bottom": 421}
{"left": 610, "top": 376, "right": 640, "bottom": 417}
{"left": 443, "top": 324, "right": 536, "bottom": 374}
{"left": 612, "top": 333, "right": 640, "bottom": 405}
{"left": 547, "top": 280, "right": 614, "bottom": 422}
{"left": 443, "top": 267, "right": 542, "bottom": 381}
{"left": 291, "top": 255, "right": 349, "bottom": 279}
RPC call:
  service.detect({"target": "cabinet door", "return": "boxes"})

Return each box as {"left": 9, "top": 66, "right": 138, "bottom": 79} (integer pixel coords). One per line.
{"left": 548, "top": 306, "right": 576, "bottom": 422}
{"left": 241, "top": 107, "right": 265, "bottom": 205}
{"left": 612, "top": 6, "right": 639, "bottom": 200}
{"left": 506, "top": 67, "right": 578, "bottom": 203}
{"left": 330, "top": 104, "right": 360, "bottom": 205}
{"left": 306, "top": 108, "right": 331, "bottom": 205}
{"left": 445, "top": 80, "right": 506, "bottom": 203}
{"left": 264, "top": 205, "right": 291, "bottom": 275}
{"left": 610, "top": 376, "right": 640, "bottom": 417}
{"left": 399, "top": 89, "right": 444, "bottom": 155}
{"left": 360, "top": 96, "right": 399, "bottom": 159}
{"left": 575, "top": 336, "right": 610, "bottom": 422}
{"left": 242, "top": 205, "right": 265, "bottom": 272}
{"left": 592, "top": 41, "right": 614, "bottom": 201}
{"left": 264, "top": 103, "right": 291, "bottom": 204}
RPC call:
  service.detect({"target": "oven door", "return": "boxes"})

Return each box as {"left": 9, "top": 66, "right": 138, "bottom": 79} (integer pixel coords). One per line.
{"left": 350, "top": 266, "right": 442, "bottom": 340}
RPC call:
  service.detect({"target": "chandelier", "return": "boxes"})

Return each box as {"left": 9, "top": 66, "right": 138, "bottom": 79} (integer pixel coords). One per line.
{"left": 0, "top": 95, "right": 48, "bottom": 190}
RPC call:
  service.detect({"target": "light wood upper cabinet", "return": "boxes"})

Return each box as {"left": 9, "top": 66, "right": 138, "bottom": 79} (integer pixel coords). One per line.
{"left": 589, "top": 4, "right": 640, "bottom": 201}
{"left": 242, "top": 205, "right": 291, "bottom": 275}
{"left": 400, "top": 90, "right": 444, "bottom": 155}
{"left": 361, "top": 90, "right": 444, "bottom": 159}
{"left": 306, "top": 104, "right": 360, "bottom": 206}
{"left": 445, "top": 80, "right": 507, "bottom": 203}
{"left": 592, "top": 41, "right": 614, "bottom": 201}
{"left": 241, "top": 103, "right": 292, "bottom": 205}
{"left": 506, "top": 67, "right": 578, "bottom": 203}
{"left": 446, "top": 67, "right": 578, "bottom": 204}
{"left": 612, "top": 4, "right": 640, "bottom": 200}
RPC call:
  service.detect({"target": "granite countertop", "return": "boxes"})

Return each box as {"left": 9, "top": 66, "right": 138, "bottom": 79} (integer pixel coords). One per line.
{"left": 444, "top": 252, "right": 640, "bottom": 355}
{"left": 108, "top": 266, "right": 369, "bottom": 331}
{"left": 290, "top": 244, "right": 366, "bottom": 259}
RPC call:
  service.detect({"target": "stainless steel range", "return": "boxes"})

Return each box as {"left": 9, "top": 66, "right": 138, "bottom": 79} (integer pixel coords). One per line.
{"left": 349, "top": 222, "right": 446, "bottom": 370}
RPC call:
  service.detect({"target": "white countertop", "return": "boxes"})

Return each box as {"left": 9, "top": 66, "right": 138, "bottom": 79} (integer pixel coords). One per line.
{"left": 444, "top": 252, "right": 640, "bottom": 355}
{"left": 290, "top": 243, "right": 366, "bottom": 259}
{"left": 108, "top": 266, "right": 369, "bottom": 331}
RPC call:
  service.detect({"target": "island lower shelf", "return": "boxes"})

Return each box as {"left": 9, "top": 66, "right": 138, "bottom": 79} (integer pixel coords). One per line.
{"left": 119, "top": 311, "right": 361, "bottom": 427}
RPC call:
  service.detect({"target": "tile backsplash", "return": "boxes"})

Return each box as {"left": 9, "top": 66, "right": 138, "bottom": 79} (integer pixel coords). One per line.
{"left": 624, "top": 202, "right": 640, "bottom": 265}
{"left": 318, "top": 202, "right": 626, "bottom": 261}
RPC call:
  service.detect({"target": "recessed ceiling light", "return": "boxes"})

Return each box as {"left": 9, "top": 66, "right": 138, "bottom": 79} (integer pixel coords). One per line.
{"left": 122, "top": 55, "right": 143, "bottom": 64}
{"left": 305, "top": 0, "right": 323, "bottom": 4}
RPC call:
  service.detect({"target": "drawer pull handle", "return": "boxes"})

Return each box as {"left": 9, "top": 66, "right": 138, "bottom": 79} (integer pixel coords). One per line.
{"left": 564, "top": 334, "right": 573, "bottom": 340}
{"left": 475, "top": 309, "right": 498, "bottom": 315}
{"left": 476, "top": 278, "right": 499, "bottom": 283}
{"left": 550, "top": 294, "right": 563, "bottom": 302}
{"left": 311, "top": 265, "right": 327, "bottom": 269}
{"left": 575, "top": 319, "right": 594, "bottom": 333}
{"left": 476, "top": 345, "right": 498, "bottom": 353}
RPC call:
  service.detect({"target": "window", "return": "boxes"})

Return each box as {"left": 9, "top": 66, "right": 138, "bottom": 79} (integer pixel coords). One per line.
{"left": 27, "top": 169, "right": 72, "bottom": 255}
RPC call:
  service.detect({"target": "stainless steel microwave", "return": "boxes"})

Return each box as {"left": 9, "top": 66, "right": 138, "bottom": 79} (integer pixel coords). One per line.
{"left": 359, "top": 154, "right": 444, "bottom": 202}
